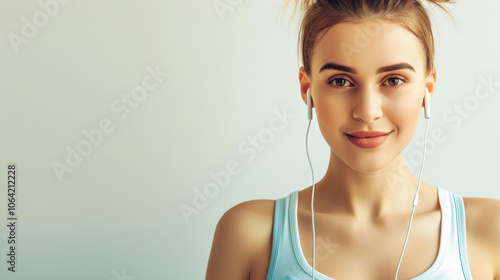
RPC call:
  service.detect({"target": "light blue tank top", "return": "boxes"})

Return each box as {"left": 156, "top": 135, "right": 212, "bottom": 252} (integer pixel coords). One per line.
{"left": 266, "top": 188, "right": 473, "bottom": 279}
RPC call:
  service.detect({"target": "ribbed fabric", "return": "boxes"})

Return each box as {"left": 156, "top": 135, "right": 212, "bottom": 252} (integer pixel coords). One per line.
{"left": 266, "top": 188, "right": 473, "bottom": 280}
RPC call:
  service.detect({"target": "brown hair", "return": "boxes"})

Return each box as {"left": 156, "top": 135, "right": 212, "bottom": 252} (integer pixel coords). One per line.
{"left": 280, "top": 0, "right": 456, "bottom": 77}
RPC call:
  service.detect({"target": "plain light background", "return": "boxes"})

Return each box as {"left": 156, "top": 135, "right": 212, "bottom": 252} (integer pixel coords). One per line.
{"left": 0, "top": 0, "right": 499, "bottom": 279}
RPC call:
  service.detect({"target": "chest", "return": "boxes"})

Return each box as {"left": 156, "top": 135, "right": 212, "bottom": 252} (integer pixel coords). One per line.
{"left": 296, "top": 211, "right": 442, "bottom": 279}
{"left": 251, "top": 194, "right": 494, "bottom": 280}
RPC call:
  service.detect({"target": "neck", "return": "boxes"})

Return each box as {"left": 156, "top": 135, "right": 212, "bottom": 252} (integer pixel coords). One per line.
{"left": 313, "top": 152, "right": 419, "bottom": 223}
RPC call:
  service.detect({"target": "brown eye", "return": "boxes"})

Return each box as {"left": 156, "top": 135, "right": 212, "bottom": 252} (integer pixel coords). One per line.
{"left": 330, "top": 78, "right": 352, "bottom": 87}
{"left": 384, "top": 77, "right": 404, "bottom": 87}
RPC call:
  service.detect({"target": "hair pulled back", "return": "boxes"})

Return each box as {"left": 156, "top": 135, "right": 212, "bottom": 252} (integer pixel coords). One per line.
{"left": 281, "top": 0, "right": 455, "bottom": 77}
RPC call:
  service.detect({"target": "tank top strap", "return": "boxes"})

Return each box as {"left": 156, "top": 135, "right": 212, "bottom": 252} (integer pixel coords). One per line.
{"left": 267, "top": 191, "right": 333, "bottom": 280}
{"left": 266, "top": 189, "right": 473, "bottom": 279}
{"left": 266, "top": 195, "right": 287, "bottom": 280}
{"left": 414, "top": 188, "right": 473, "bottom": 279}
{"left": 450, "top": 190, "right": 473, "bottom": 279}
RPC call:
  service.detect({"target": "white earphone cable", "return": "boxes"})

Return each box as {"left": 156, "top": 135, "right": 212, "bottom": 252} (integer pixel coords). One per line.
{"left": 305, "top": 118, "right": 316, "bottom": 280}
{"left": 394, "top": 117, "right": 430, "bottom": 279}
{"left": 306, "top": 95, "right": 430, "bottom": 280}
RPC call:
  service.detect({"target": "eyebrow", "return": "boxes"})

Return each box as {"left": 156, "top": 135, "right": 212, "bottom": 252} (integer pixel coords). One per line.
{"left": 319, "top": 62, "right": 416, "bottom": 74}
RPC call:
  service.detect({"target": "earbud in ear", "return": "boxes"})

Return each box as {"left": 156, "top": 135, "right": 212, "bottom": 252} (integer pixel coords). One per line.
{"left": 424, "top": 88, "right": 431, "bottom": 119}
{"left": 307, "top": 89, "right": 313, "bottom": 120}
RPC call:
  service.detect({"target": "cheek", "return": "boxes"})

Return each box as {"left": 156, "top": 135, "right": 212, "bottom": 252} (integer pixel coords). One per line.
{"left": 314, "top": 98, "right": 349, "bottom": 140}
{"left": 387, "top": 96, "right": 423, "bottom": 135}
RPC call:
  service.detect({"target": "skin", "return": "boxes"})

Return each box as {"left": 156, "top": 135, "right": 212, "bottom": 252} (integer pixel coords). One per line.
{"left": 206, "top": 20, "right": 500, "bottom": 280}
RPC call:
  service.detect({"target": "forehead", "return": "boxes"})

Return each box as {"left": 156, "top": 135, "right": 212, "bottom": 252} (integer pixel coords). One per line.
{"left": 311, "top": 20, "right": 425, "bottom": 75}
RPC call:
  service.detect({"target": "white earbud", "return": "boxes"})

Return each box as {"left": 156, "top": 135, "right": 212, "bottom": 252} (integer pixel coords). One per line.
{"left": 424, "top": 87, "right": 431, "bottom": 119}
{"left": 305, "top": 86, "right": 433, "bottom": 280}
{"left": 304, "top": 87, "right": 316, "bottom": 280}
{"left": 307, "top": 89, "right": 312, "bottom": 120}
{"left": 395, "top": 87, "right": 432, "bottom": 279}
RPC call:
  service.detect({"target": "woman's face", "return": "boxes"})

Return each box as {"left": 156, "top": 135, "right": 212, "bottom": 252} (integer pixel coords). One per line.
{"left": 300, "top": 20, "right": 435, "bottom": 173}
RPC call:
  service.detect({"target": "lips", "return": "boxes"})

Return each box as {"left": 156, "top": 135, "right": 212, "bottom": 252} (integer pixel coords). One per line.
{"left": 345, "top": 131, "right": 392, "bottom": 149}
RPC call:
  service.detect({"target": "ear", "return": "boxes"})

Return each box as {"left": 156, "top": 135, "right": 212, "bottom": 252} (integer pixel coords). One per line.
{"left": 423, "top": 67, "right": 436, "bottom": 108}
{"left": 299, "top": 66, "right": 313, "bottom": 107}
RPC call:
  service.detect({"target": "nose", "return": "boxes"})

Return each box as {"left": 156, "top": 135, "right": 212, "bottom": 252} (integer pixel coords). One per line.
{"left": 352, "top": 87, "right": 383, "bottom": 123}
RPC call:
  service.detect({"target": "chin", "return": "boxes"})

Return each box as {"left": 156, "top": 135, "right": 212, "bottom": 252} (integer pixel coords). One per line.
{"left": 335, "top": 148, "right": 399, "bottom": 174}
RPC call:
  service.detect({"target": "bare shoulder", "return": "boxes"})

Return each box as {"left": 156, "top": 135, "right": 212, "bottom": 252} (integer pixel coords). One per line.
{"left": 216, "top": 199, "right": 276, "bottom": 241}
{"left": 206, "top": 199, "right": 276, "bottom": 280}
{"left": 223, "top": 199, "right": 276, "bottom": 222}
{"left": 463, "top": 196, "right": 500, "bottom": 237}
{"left": 462, "top": 196, "right": 500, "bottom": 278}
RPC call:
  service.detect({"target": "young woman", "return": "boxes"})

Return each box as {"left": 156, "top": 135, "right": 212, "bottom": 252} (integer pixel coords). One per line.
{"left": 206, "top": 0, "right": 500, "bottom": 279}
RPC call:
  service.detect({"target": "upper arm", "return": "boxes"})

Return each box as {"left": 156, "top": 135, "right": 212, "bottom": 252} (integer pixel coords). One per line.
{"left": 205, "top": 199, "right": 275, "bottom": 280}
{"left": 463, "top": 197, "right": 500, "bottom": 279}
{"left": 489, "top": 199, "right": 500, "bottom": 280}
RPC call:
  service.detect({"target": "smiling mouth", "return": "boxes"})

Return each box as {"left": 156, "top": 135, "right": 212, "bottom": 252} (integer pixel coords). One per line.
{"left": 345, "top": 131, "right": 392, "bottom": 149}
